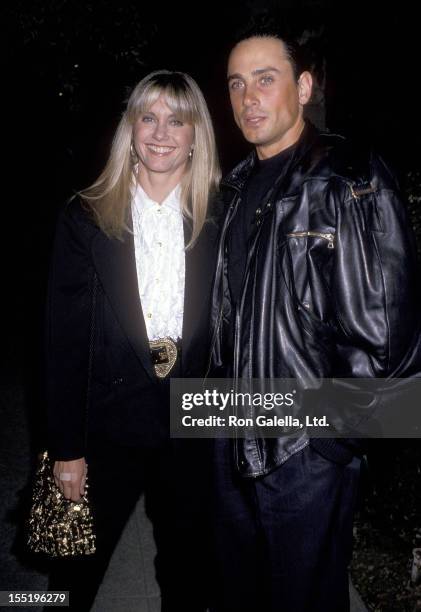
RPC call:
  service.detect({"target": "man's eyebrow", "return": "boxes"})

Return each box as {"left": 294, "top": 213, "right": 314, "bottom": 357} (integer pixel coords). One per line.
{"left": 227, "top": 73, "right": 242, "bottom": 82}
{"left": 252, "top": 67, "right": 280, "bottom": 76}
{"left": 227, "top": 67, "right": 281, "bottom": 82}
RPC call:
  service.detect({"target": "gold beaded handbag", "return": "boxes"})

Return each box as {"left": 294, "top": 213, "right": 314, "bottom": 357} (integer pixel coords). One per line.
{"left": 27, "top": 274, "right": 98, "bottom": 557}
{"left": 27, "top": 451, "right": 96, "bottom": 556}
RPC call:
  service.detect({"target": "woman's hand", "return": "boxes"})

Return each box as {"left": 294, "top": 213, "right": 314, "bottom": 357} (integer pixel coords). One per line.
{"left": 53, "top": 458, "right": 87, "bottom": 502}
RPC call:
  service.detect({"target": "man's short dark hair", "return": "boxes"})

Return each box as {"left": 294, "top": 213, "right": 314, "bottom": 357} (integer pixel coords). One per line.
{"left": 232, "top": 15, "right": 310, "bottom": 81}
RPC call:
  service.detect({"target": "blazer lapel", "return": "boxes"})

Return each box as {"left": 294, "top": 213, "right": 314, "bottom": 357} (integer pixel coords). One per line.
{"left": 182, "top": 218, "right": 218, "bottom": 357}
{"left": 91, "top": 226, "right": 156, "bottom": 382}
{"left": 182, "top": 219, "right": 194, "bottom": 352}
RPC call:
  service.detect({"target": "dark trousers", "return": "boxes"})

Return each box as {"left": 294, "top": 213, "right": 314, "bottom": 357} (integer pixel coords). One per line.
{"left": 210, "top": 440, "right": 361, "bottom": 612}
{"left": 48, "top": 436, "right": 209, "bottom": 611}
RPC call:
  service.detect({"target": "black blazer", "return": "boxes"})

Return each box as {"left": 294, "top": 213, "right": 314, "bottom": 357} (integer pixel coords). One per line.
{"left": 46, "top": 198, "right": 220, "bottom": 460}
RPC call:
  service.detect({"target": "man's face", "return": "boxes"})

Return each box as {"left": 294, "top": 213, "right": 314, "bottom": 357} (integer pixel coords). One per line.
{"left": 227, "top": 37, "right": 312, "bottom": 159}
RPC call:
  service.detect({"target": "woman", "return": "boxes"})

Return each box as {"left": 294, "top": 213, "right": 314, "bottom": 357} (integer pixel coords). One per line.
{"left": 46, "top": 70, "right": 221, "bottom": 611}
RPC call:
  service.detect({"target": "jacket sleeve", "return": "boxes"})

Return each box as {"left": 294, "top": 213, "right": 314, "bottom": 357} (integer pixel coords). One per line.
{"left": 331, "top": 153, "right": 420, "bottom": 377}
{"left": 45, "top": 200, "right": 95, "bottom": 460}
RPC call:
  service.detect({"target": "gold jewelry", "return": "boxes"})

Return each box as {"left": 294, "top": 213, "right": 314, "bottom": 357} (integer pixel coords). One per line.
{"left": 27, "top": 451, "right": 96, "bottom": 557}
{"left": 149, "top": 337, "right": 178, "bottom": 378}
{"left": 130, "top": 142, "right": 138, "bottom": 163}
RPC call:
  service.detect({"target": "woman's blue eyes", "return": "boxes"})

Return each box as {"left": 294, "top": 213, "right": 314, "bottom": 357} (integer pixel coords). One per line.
{"left": 141, "top": 116, "right": 183, "bottom": 126}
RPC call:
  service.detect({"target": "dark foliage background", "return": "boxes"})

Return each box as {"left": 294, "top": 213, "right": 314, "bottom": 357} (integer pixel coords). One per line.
{"left": 4, "top": 0, "right": 419, "bottom": 391}
{"left": 1, "top": 3, "right": 420, "bottom": 607}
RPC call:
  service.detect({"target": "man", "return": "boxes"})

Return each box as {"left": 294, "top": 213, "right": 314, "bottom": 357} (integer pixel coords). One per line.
{"left": 208, "top": 31, "right": 420, "bottom": 611}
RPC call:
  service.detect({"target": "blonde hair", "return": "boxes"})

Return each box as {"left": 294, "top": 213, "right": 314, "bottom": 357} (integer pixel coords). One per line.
{"left": 80, "top": 70, "right": 221, "bottom": 247}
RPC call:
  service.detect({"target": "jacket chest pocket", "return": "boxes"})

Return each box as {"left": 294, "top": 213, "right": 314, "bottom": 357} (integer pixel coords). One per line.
{"left": 284, "top": 229, "right": 336, "bottom": 318}
{"left": 286, "top": 230, "right": 335, "bottom": 250}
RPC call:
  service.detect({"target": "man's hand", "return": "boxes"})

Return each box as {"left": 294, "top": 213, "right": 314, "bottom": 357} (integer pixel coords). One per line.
{"left": 53, "top": 457, "right": 87, "bottom": 502}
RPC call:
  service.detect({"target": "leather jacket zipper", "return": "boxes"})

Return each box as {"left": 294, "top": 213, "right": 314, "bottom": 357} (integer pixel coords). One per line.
{"left": 287, "top": 230, "right": 335, "bottom": 249}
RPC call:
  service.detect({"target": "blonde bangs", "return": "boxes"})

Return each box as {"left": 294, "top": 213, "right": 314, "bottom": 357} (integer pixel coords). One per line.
{"left": 162, "top": 86, "right": 196, "bottom": 124}
{"left": 128, "top": 81, "right": 196, "bottom": 125}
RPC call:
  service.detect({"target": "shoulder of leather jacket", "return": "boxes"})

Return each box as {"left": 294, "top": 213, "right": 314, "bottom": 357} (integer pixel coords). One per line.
{"left": 220, "top": 127, "right": 367, "bottom": 191}
{"left": 315, "top": 132, "right": 400, "bottom": 193}
{"left": 302, "top": 131, "right": 370, "bottom": 184}
{"left": 221, "top": 124, "right": 400, "bottom": 198}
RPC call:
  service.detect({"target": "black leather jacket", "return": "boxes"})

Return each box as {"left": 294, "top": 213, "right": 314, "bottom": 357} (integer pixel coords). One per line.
{"left": 210, "top": 123, "right": 421, "bottom": 477}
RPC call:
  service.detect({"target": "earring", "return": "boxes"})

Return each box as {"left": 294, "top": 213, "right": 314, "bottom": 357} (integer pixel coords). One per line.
{"left": 130, "top": 142, "right": 138, "bottom": 162}
{"left": 188, "top": 147, "right": 194, "bottom": 159}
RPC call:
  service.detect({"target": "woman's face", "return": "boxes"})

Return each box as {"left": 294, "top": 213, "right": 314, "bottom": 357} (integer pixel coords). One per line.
{"left": 133, "top": 94, "right": 194, "bottom": 179}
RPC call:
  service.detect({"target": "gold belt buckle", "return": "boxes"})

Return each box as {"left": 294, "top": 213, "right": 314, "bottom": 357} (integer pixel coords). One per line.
{"left": 149, "top": 337, "right": 178, "bottom": 378}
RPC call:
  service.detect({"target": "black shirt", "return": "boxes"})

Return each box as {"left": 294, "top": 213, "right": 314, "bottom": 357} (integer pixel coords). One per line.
{"left": 227, "top": 143, "right": 297, "bottom": 306}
